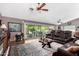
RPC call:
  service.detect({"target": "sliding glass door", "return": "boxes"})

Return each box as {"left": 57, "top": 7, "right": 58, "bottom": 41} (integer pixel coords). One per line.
{"left": 26, "top": 24, "right": 49, "bottom": 39}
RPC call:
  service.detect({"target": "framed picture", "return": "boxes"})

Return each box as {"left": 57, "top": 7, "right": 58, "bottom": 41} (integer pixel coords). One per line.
{"left": 8, "top": 22, "right": 22, "bottom": 32}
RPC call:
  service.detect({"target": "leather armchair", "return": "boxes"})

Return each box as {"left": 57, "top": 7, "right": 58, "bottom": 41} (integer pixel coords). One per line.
{"left": 53, "top": 47, "right": 79, "bottom": 56}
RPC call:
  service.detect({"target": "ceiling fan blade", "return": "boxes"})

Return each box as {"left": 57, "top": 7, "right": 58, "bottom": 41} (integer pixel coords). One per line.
{"left": 41, "top": 9, "right": 48, "bottom": 11}
{"left": 37, "top": 3, "right": 46, "bottom": 10}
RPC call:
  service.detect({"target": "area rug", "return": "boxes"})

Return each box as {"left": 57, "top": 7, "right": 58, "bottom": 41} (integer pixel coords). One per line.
{"left": 9, "top": 39, "right": 59, "bottom": 56}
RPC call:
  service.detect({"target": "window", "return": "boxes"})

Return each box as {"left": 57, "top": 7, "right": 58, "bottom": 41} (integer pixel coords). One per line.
{"left": 64, "top": 25, "right": 75, "bottom": 32}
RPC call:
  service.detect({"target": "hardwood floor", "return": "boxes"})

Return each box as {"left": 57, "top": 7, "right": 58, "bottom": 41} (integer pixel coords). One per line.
{"left": 9, "top": 40, "right": 25, "bottom": 46}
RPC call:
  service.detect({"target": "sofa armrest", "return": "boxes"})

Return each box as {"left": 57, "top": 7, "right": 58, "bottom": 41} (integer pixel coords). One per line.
{"left": 53, "top": 48, "right": 75, "bottom": 56}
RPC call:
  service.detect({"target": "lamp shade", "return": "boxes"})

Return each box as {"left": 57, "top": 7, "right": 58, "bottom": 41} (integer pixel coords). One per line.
{"left": 1, "top": 24, "right": 7, "bottom": 29}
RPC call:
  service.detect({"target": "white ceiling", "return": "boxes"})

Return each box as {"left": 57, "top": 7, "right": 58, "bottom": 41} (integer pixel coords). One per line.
{"left": 0, "top": 3, "right": 79, "bottom": 25}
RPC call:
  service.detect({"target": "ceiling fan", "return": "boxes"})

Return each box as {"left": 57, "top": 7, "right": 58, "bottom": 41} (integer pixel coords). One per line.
{"left": 37, "top": 3, "right": 48, "bottom": 11}
{"left": 29, "top": 3, "right": 48, "bottom": 12}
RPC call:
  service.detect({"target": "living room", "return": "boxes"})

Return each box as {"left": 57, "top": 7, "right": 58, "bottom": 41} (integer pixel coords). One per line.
{"left": 0, "top": 3, "right": 79, "bottom": 56}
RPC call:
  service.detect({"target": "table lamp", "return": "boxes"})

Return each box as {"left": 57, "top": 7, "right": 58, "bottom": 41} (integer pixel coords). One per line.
{"left": 0, "top": 24, "right": 7, "bottom": 31}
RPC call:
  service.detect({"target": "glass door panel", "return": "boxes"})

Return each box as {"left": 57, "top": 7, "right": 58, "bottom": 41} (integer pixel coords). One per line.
{"left": 26, "top": 24, "right": 49, "bottom": 39}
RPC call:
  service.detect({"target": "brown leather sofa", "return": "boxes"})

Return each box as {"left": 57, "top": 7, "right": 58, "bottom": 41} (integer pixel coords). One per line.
{"left": 46, "top": 30, "right": 73, "bottom": 44}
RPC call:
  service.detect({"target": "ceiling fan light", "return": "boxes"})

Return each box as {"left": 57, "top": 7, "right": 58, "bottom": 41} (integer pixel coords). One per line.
{"left": 29, "top": 8, "right": 34, "bottom": 11}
